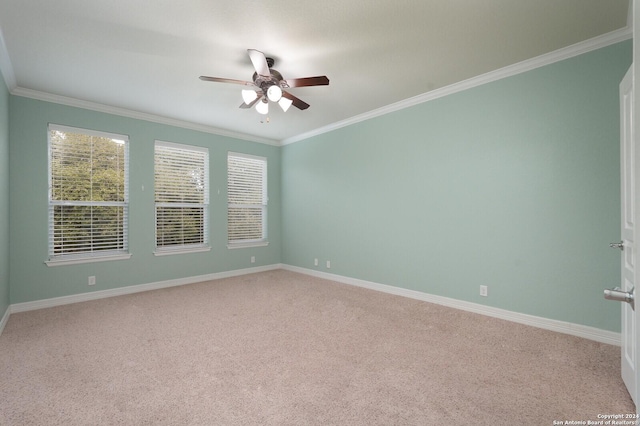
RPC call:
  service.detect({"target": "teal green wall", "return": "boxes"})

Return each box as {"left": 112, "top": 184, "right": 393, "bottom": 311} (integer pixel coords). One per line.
{"left": 282, "top": 41, "right": 632, "bottom": 332}
{"left": 0, "top": 69, "right": 9, "bottom": 319}
{"left": 8, "top": 97, "right": 281, "bottom": 303}
{"left": 5, "top": 40, "right": 632, "bottom": 333}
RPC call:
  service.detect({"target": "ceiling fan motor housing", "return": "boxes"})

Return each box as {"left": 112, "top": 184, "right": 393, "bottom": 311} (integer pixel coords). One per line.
{"left": 252, "top": 59, "right": 289, "bottom": 92}
{"left": 200, "top": 49, "right": 325, "bottom": 111}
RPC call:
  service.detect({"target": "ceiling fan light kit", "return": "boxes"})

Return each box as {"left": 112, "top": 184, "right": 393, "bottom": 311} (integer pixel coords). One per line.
{"left": 266, "top": 85, "right": 282, "bottom": 102}
{"left": 200, "top": 49, "right": 329, "bottom": 116}
{"left": 256, "top": 98, "right": 269, "bottom": 115}
{"left": 242, "top": 89, "right": 258, "bottom": 105}
{"left": 278, "top": 96, "right": 293, "bottom": 112}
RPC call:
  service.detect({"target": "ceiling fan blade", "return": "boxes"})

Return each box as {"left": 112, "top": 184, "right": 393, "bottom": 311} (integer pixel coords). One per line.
{"left": 199, "top": 76, "right": 254, "bottom": 86}
{"left": 247, "top": 49, "right": 271, "bottom": 77}
{"left": 240, "top": 92, "right": 263, "bottom": 109}
{"left": 285, "top": 76, "right": 330, "bottom": 88}
{"left": 282, "top": 91, "right": 310, "bottom": 110}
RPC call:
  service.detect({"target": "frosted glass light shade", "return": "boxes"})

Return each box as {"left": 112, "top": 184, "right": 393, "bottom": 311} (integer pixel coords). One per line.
{"left": 242, "top": 90, "right": 258, "bottom": 105}
{"left": 278, "top": 96, "right": 293, "bottom": 112}
{"left": 255, "top": 99, "right": 269, "bottom": 115}
{"left": 267, "top": 85, "right": 282, "bottom": 102}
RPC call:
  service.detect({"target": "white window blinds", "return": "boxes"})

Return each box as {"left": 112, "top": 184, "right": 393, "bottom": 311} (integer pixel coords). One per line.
{"left": 48, "top": 124, "right": 129, "bottom": 262}
{"left": 227, "top": 152, "right": 267, "bottom": 245}
{"left": 155, "top": 141, "right": 209, "bottom": 252}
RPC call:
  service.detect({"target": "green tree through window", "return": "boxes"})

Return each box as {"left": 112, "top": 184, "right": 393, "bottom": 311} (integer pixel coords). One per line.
{"left": 154, "top": 141, "right": 209, "bottom": 252}
{"left": 48, "top": 125, "right": 129, "bottom": 261}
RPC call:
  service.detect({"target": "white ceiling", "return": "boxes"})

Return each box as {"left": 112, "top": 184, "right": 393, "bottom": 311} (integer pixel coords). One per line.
{"left": 0, "top": 0, "right": 631, "bottom": 144}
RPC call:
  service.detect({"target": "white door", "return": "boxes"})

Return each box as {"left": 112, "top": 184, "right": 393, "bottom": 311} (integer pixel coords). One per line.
{"left": 612, "top": 65, "right": 639, "bottom": 406}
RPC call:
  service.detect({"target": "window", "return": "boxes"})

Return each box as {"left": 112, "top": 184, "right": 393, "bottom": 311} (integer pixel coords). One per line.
{"left": 47, "top": 124, "right": 130, "bottom": 265}
{"left": 154, "top": 141, "right": 209, "bottom": 254}
{"left": 227, "top": 152, "right": 268, "bottom": 247}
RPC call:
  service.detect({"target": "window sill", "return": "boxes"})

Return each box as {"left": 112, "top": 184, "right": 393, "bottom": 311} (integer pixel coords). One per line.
{"left": 227, "top": 241, "right": 269, "bottom": 250}
{"left": 45, "top": 253, "right": 132, "bottom": 267}
{"left": 154, "top": 246, "right": 211, "bottom": 257}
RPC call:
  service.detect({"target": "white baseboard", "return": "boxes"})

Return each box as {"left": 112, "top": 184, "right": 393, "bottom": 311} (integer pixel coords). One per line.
{"left": 2, "top": 263, "right": 620, "bottom": 346}
{"left": 0, "top": 304, "right": 9, "bottom": 336}
{"left": 9, "top": 264, "right": 281, "bottom": 314}
{"left": 281, "top": 265, "right": 621, "bottom": 346}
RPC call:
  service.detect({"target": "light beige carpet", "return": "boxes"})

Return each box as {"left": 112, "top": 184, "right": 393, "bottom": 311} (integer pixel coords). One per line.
{"left": 0, "top": 270, "right": 634, "bottom": 425}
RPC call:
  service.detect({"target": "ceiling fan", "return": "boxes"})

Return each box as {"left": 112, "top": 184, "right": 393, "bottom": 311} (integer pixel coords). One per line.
{"left": 200, "top": 49, "right": 329, "bottom": 115}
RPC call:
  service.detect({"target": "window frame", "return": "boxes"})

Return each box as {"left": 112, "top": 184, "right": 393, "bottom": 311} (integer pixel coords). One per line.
{"left": 46, "top": 124, "right": 131, "bottom": 267}
{"left": 154, "top": 140, "right": 210, "bottom": 256}
{"left": 227, "top": 152, "right": 268, "bottom": 249}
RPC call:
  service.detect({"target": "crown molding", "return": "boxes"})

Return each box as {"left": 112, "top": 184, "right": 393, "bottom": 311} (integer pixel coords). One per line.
{"left": 10, "top": 87, "right": 280, "bottom": 146}
{"left": 0, "top": 20, "right": 631, "bottom": 147}
{"left": 281, "top": 26, "right": 632, "bottom": 146}
{"left": 0, "top": 18, "right": 276, "bottom": 145}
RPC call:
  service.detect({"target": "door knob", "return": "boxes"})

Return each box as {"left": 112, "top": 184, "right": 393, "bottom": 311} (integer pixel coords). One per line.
{"left": 604, "top": 286, "right": 634, "bottom": 309}
{"left": 609, "top": 241, "right": 624, "bottom": 250}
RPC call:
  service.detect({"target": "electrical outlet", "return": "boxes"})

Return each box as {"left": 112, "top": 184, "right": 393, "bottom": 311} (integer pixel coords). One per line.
{"left": 326, "top": 260, "right": 331, "bottom": 269}
{"left": 88, "top": 276, "right": 96, "bottom": 286}
{"left": 251, "top": 256, "right": 255, "bottom": 264}
{"left": 314, "top": 258, "right": 318, "bottom": 266}
{"left": 480, "top": 285, "right": 488, "bottom": 297}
